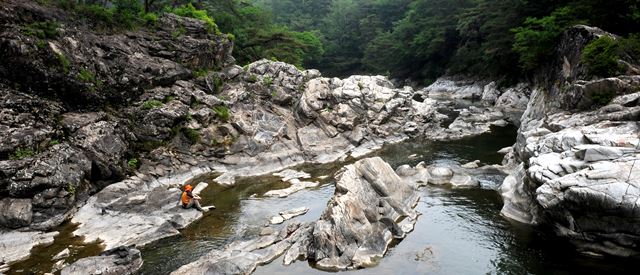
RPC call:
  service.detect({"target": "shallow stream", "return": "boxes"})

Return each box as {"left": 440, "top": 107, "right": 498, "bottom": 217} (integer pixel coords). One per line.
{"left": 9, "top": 126, "right": 636, "bottom": 274}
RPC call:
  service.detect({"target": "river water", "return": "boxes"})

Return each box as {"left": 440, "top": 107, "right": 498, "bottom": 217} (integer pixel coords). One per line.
{"left": 137, "top": 125, "right": 635, "bottom": 275}
{"left": 8, "top": 126, "right": 636, "bottom": 274}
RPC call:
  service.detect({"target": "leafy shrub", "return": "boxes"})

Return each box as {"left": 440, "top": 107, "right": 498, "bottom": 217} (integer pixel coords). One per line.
{"left": 142, "top": 12, "right": 158, "bottom": 26}
{"left": 142, "top": 99, "right": 164, "bottom": 110}
{"left": 66, "top": 183, "right": 76, "bottom": 196}
{"left": 247, "top": 75, "right": 258, "bottom": 83}
{"left": 193, "top": 69, "right": 210, "bottom": 78}
{"left": 182, "top": 128, "right": 201, "bottom": 144}
{"left": 621, "top": 33, "right": 640, "bottom": 63}
{"left": 21, "top": 21, "right": 60, "bottom": 39}
{"left": 10, "top": 148, "right": 35, "bottom": 160}
{"left": 56, "top": 53, "right": 70, "bottom": 74}
{"left": 263, "top": 76, "right": 273, "bottom": 86}
{"left": 512, "top": 7, "right": 579, "bottom": 71}
{"left": 77, "top": 69, "right": 96, "bottom": 83}
{"left": 171, "top": 26, "right": 186, "bottom": 38}
{"left": 590, "top": 89, "right": 616, "bottom": 106}
{"left": 212, "top": 106, "right": 231, "bottom": 122}
{"left": 168, "top": 3, "right": 219, "bottom": 34}
{"left": 127, "top": 158, "right": 140, "bottom": 169}
{"left": 582, "top": 36, "right": 623, "bottom": 77}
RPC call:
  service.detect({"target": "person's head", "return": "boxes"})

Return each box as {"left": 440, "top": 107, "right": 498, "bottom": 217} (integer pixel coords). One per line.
{"left": 184, "top": 184, "right": 193, "bottom": 191}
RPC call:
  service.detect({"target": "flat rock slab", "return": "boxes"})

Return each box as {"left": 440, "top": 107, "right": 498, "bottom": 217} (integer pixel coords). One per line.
{"left": 0, "top": 230, "right": 59, "bottom": 264}
{"left": 270, "top": 207, "right": 309, "bottom": 224}
{"left": 171, "top": 223, "right": 311, "bottom": 275}
{"left": 264, "top": 179, "right": 319, "bottom": 198}
{"left": 62, "top": 246, "right": 142, "bottom": 275}
{"left": 71, "top": 170, "right": 211, "bottom": 250}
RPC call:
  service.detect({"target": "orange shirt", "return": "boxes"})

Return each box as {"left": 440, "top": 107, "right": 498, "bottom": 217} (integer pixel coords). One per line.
{"left": 181, "top": 190, "right": 193, "bottom": 205}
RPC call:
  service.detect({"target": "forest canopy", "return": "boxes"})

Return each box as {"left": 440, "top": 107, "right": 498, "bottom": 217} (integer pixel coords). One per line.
{"left": 49, "top": 0, "right": 640, "bottom": 84}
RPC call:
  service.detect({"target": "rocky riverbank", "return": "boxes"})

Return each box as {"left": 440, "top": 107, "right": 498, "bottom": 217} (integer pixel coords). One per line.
{"left": 0, "top": 1, "right": 530, "bottom": 271}
{"left": 10, "top": 0, "right": 640, "bottom": 274}
{"left": 498, "top": 25, "right": 640, "bottom": 257}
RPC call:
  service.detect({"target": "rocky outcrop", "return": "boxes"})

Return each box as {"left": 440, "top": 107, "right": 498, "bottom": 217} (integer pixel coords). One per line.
{"left": 71, "top": 175, "right": 208, "bottom": 250}
{"left": 172, "top": 157, "right": 420, "bottom": 274}
{"left": 301, "top": 157, "right": 419, "bottom": 270}
{"left": 498, "top": 25, "right": 640, "bottom": 257}
{"left": 397, "top": 160, "right": 507, "bottom": 189}
{"left": 171, "top": 222, "right": 312, "bottom": 275}
{"left": 61, "top": 246, "right": 142, "bottom": 275}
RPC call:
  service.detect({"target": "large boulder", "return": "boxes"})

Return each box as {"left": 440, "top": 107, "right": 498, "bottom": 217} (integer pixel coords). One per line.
{"left": 306, "top": 157, "right": 419, "bottom": 270}
{"left": 0, "top": 198, "right": 32, "bottom": 228}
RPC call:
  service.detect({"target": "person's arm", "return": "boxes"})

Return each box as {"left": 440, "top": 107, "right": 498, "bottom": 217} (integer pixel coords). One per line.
{"left": 187, "top": 190, "right": 201, "bottom": 200}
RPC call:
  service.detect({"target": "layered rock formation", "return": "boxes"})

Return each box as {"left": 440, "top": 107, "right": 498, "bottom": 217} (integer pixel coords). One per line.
{"left": 172, "top": 157, "right": 420, "bottom": 273}
{"left": 498, "top": 25, "right": 640, "bottom": 257}
{"left": 304, "top": 157, "right": 420, "bottom": 270}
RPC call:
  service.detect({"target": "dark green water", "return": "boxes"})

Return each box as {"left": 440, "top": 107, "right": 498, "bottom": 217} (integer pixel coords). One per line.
{"left": 9, "top": 125, "right": 637, "bottom": 274}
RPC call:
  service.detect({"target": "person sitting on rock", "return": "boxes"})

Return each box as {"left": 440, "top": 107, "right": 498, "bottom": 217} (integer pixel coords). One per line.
{"left": 181, "top": 184, "right": 205, "bottom": 212}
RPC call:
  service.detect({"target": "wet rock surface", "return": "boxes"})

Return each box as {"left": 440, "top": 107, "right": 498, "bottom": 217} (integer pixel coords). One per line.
{"left": 172, "top": 157, "right": 421, "bottom": 273}
{"left": 171, "top": 222, "right": 312, "bottom": 275}
{"left": 0, "top": 230, "right": 58, "bottom": 265}
{"left": 61, "top": 246, "right": 142, "bottom": 275}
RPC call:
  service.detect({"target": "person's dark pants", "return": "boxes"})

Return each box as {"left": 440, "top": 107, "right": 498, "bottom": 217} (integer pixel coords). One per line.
{"left": 183, "top": 199, "right": 204, "bottom": 211}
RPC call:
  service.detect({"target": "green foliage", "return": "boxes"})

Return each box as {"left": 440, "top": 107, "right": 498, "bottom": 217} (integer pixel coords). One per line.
{"left": 142, "top": 12, "right": 159, "bottom": 25}
{"left": 247, "top": 75, "right": 258, "bottom": 83}
{"left": 171, "top": 26, "right": 186, "bottom": 38}
{"left": 589, "top": 88, "right": 617, "bottom": 107}
{"left": 168, "top": 3, "right": 219, "bottom": 34}
{"left": 211, "top": 74, "right": 224, "bottom": 93}
{"left": 58, "top": 0, "right": 159, "bottom": 30}
{"left": 620, "top": 33, "right": 640, "bottom": 62}
{"left": 49, "top": 139, "right": 60, "bottom": 146}
{"left": 128, "top": 158, "right": 140, "bottom": 170}
{"left": 10, "top": 148, "right": 35, "bottom": 160}
{"left": 212, "top": 105, "right": 231, "bottom": 122}
{"left": 163, "top": 95, "right": 175, "bottom": 103}
{"left": 193, "top": 69, "right": 210, "bottom": 78}
{"left": 66, "top": 183, "right": 76, "bottom": 196}
{"left": 512, "top": 7, "right": 579, "bottom": 72}
{"left": 182, "top": 128, "right": 201, "bottom": 144}
{"left": 77, "top": 69, "right": 96, "bottom": 83}
{"left": 56, "top": 53, "right": 70, "bottom": 74}
{"left": 263, "top": 76, "right": 273, "bottom": 86}
{"left": 21, "top": 21, "right": 60, "bottom": 39}
{"left": 141, "top": 99, "right": 164, "bottom": 110}
{"left": 582, "top": 36, "right": 623, "bottom": 77}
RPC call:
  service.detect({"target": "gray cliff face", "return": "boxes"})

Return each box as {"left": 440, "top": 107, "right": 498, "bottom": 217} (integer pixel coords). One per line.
{"left": 499, "top": 25, "right": 640, "bottom": 257}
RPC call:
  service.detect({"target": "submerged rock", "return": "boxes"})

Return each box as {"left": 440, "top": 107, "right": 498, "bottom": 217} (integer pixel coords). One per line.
{"left": 270, "top": 207, "right": 309, "bottom": 225}
{"left": 61, "top": 246, "right": 142, "bottom": 275}
{"left": 171, "top": 222, "right": 311, "bottom": 275}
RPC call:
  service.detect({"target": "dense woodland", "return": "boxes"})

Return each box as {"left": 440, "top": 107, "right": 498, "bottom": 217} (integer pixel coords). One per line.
{"left": 47, "top": 0, "right": 640, "bottom": 84}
